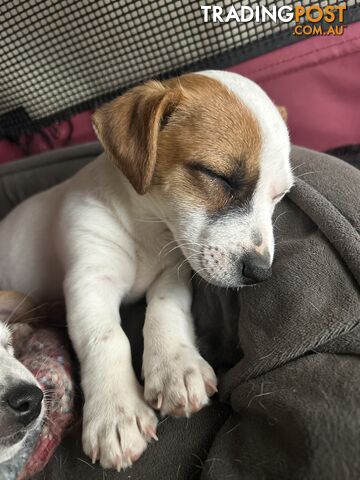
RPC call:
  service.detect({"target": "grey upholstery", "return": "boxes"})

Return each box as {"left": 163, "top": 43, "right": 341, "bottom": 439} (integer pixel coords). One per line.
{"left": 0, "top": 143, "right": 102, "bottom": 220}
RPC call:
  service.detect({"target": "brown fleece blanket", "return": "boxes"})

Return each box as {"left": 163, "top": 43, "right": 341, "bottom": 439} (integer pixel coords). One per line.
{"left": 193, "top": 147, "right": 360, "bottom": 480}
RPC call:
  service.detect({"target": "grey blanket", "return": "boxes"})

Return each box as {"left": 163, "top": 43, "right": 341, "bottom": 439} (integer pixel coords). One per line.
{"left": 194, "top": 147, "right": 360, "bottom": 480}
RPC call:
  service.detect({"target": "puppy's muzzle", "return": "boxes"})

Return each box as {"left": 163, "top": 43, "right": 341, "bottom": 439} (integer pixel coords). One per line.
{"left": 238, "top": 251, "right": 272, "bottom": 285}
{"left": 5, "top": 383, "right": 43, "bottom": 427}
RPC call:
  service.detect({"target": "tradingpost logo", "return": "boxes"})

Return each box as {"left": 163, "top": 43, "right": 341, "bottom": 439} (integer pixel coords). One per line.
{"left": 201, "top": 3, "right": 347, "bottom": 36}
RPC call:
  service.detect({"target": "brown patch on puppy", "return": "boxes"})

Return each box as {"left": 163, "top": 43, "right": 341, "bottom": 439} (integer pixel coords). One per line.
{"left": 92, "top": 81, "right": 182, "bottom": 194}
{"left": 92, "top": 73, "right": 262, "bottom": 209}
{"left": 0, "top": 291, "right": 65, "bottom": 327}
{"left": 0, "top": 291, "right": 36, "bottom": 324}
{"left": 155, "top": 74, "right": 262, "bottom": 211}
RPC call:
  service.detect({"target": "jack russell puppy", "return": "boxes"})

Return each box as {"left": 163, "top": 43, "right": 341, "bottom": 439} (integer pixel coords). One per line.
{"left": 0, "top": 71, "right": 293, "bottom": 470}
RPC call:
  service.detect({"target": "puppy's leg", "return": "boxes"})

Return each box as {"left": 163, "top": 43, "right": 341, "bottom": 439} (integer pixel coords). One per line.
{"left": 64, "top": 261, "right": 157, "bottom": 470}
{"left": 143, "top": 266, "right": 217, "bottom": 417}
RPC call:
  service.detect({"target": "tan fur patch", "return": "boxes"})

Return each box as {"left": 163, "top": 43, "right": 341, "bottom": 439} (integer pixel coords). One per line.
{"left": 155, "top": 74, "right": 262, "bottom": 211}
{"left": 0, "top": 291, "right": 65, "bottom": 326}
{"left": 92, "top": 72, "right": 262, "bottom": 206}
{"left": 0, "top": 291, "right": 35, "bottom": 323}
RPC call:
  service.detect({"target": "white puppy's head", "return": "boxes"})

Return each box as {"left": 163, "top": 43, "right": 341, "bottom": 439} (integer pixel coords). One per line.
{"left": 0, "top": 293, "right": 44, "bottom": 464}
{"left": 93, "top": 70, "right": 293, "bottom": 287}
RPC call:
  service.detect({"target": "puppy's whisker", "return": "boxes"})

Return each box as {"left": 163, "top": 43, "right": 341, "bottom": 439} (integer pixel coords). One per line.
{"left": 33, "top": 357, "right": 52, "bottom": 379}
{"left": 189, "top": 266, "right": 210, "bottom": 285}
{"left": 134, "top": 217, "right": 164, "bottom": 223}
{"left": 43, "top": 414, "right": 59, "bottom": 432}
{"left": 295, "top": 170, "right": 320, "bottom": 179}
{"left": 44, "top": 392, "right": 57, "bottom": 398}
{"left": 158, "top": 239, "right": 180, "bottom": 256}
{"left": 291, "top": 162, "right": 306, "bottom": 172}
{"left": 44, "top": 396, "right": 56, "bottom": 406}
{"left": 44, "top": 387, "right": 57, "bottom": 393}
{"left": 4, "top": 291, "right": 34, "bottom": 326}
{"left": 273, "top": 211, "right": 289, "bottom": 230}
{"left": 43, "top": 388, "right": 58, "bottom": 398}
{"left": 164, "top": 243, "right": 202, "bottom": 257}
{"left": 176, "top": 253, "right": 199, "bottom": 279}
{"left": 165, "top": 243, "right": 191, "bottom": 255}
{"left": 159, "top": 236, "right": 208, "bottom": 258}
{"left": 184, "top": 241, "right": 208, "bottom": 249}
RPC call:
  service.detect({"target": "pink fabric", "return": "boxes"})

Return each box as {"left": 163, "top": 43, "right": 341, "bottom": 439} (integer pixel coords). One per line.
{"left": 0, "top": 23, "right": 359, "bottom": 163}
{"left": 227, "top": 22, "right": 360, "bottom": 152}
{"left": 0, "top": 111, "right": 96, "bottom": 164}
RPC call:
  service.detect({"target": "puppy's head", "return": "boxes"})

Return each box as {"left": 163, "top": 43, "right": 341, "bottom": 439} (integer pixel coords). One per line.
{"left": 93, "top": 70, "right": 293, "bottom": 287}
{"left": 0, "top": 292, "right": 44, "bottom": 464}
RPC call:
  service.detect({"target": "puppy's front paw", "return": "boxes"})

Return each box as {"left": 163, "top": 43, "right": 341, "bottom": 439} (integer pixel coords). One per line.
{"left": 82, "top": 393, "right": 158, "bottom": 470}
{"left": 144, "top": 345, "right": 217, "bottom": 417}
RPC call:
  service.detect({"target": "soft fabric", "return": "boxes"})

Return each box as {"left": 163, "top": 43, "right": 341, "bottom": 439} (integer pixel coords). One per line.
{"left": 0, "top": 143, "right": 359, "bottom": 479}
{"left": 0, "top": 112, "right": 96, "bottom": 164}
{"left": 0, "top": 323, "right": 75, "bottom": 480}
{"left": 0, "top": 142, "right": 101, "bottom": 220}
{"left": 193, "top": 147, "right": 360, "bottom": 479}
{"left": 228, "top": 22, "right": 360, "bottom": 152}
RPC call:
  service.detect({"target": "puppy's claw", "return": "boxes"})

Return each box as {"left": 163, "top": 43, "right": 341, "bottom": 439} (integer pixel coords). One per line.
{"left": 178, "top": 395, "right": 186, "bottom": 407}
{"left": 156, "top": 393, "right": 163, "bottom": 410}
{"left": 146, "top": 426, "right": 159, "bottom": 441}
{"left": 124, "top": 450, "right": 134, "bottom": 467}
{"left": 205, "top": 381, "right": 218, "bottom": 396}
{"left": 91, "top": 449, "right": 98, "bottom": 464}
{"left": 131, "top": 451, "right": 142, "bottom": 462}
{"left": 190, "top": 395, "right": 201, "bottom": 411}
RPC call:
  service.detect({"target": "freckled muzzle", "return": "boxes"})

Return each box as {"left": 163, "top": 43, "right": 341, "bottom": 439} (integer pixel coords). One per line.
{"left": 199, "top": 246, "right": 272, "bottom": 287}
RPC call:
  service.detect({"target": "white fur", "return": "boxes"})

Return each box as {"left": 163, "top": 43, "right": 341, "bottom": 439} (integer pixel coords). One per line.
{"left": 0, "top": 71, "right": 292, "bottom": 469}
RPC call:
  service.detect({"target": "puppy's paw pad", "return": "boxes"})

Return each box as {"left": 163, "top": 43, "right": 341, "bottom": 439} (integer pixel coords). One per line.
{"left": 82, "top": 398, "right": 157, "bottom": 470}
{"left": 144, "top": 347, "right": 217, "bottom": 417}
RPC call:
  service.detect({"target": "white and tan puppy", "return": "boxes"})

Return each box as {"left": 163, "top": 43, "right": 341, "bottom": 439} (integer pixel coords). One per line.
{"left": 0, "top": 71, "right": 293, "bottom": 469}
{"left": 0, "top": 292, "right": 44, "bottom": 464}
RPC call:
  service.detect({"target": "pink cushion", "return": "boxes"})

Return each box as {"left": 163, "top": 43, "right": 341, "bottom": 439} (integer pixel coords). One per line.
{"left": 227, "top": 22, "right": 360, "bottom": 152}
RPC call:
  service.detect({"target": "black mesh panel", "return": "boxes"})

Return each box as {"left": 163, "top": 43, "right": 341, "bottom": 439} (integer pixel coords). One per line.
{"left": 0, "top": 0, "right": 359, "bottom": 138}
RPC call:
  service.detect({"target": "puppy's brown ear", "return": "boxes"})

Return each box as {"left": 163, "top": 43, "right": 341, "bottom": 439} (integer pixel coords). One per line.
{"left": 277, "top": 105, "right": 288, "bottom": 123}
{"left": 92, "top": 81, "right": 180, "bottom": 194}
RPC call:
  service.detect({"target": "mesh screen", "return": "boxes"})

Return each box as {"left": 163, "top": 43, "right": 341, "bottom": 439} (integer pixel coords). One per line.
{"left": 0, "top": 0, "right": 359, "bottom": 138}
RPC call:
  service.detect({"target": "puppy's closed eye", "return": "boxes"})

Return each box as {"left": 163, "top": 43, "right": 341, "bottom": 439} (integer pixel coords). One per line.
{"left": 188, "top": 163, "right": 242, "bottom": 191}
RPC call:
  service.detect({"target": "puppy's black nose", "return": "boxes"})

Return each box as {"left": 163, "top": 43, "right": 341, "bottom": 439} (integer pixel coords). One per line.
{"left": 240, "top": 251, "right": 272, "bottom": 284}
{"left": 6, "top": 383, "right": 43, "bottom": 426}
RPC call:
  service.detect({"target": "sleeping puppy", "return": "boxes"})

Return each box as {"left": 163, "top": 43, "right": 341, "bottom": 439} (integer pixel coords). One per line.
{"left": 0, "top": 292, "right": 44, "bottom": 464}
{"left": 0, "top": 71, "right": 293, "bottom": 469}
